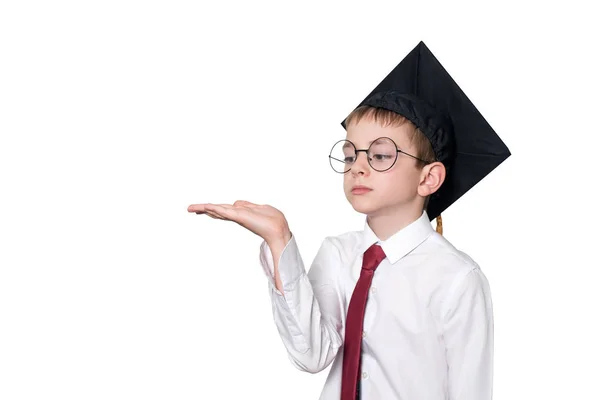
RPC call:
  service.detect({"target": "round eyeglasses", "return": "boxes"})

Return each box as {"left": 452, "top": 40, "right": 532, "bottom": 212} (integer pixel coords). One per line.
{"left": 328, "top": 137, "right": 431, "bottom": 173}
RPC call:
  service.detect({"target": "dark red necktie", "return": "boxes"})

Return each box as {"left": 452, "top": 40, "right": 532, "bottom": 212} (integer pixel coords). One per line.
{"left": 341, "top": 243, "right": 387, "bottom": 400}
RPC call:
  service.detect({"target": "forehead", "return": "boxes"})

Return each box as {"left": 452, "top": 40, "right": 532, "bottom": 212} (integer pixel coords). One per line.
{"left": 345, "top": 118, "right": 415, "bottom": 149}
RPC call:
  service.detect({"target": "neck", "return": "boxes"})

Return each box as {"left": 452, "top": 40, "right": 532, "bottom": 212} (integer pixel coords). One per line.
{"left": 366, "top": 204, "right": 423, "bottom": 242}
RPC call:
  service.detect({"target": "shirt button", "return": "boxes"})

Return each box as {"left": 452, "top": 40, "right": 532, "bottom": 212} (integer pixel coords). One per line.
{"left": 362, "top": 371, "right": 369, "bottom": 379}
{"left": 362, "top": 330, "right": 366, "bottom": 338}
{"left": 370, "top": 286, "right": 377, "bottom": 294}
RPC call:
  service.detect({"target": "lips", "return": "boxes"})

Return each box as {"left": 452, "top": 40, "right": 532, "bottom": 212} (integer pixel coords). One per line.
{"left": 352, "top": 185, "right": 372, "bottom": 191}
{"left": 351, "top": 185, "right": 373, "bottom": 194}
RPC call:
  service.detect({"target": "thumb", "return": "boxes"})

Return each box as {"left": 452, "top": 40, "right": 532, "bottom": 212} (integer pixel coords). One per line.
{"left": 234, "top": 200, "right": 257, "bottom": 207}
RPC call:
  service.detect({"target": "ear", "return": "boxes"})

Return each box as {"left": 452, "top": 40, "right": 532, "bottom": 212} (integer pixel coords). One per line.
{"left": 418, "top": 161, "right": 446, "bottom": 197}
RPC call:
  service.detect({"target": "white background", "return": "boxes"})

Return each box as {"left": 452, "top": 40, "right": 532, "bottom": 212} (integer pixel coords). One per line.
{"left": 1, "top": 1, "right": 599, "bottom": 399}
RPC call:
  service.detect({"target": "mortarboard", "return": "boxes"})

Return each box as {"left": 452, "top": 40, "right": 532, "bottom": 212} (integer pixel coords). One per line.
{"left": 341, "top": 41, "right": 511, "bottom": 226}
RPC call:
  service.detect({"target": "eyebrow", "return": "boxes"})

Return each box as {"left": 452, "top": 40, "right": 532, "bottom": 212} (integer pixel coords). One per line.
{"left": 344, "top": 138, "right": 387, "bottom": 147}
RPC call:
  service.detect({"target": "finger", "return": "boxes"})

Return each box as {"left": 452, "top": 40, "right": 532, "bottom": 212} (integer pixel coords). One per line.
{"left": 205, "top": 211, "right": 226, "bottom": 220}
{"left": 233, "top": 200, "right": 257, "bottom": 208}
{"left": 188, "top": 204, "right": 211, "bottom": 213}
{"left": 202, "top": 207, "right": 229, "bottom": 220}
{"left": 206, "top": 204, "right": 241, "bottom": 221}
{"left": 210, "top": 203, "right": 238, "bottom": 210}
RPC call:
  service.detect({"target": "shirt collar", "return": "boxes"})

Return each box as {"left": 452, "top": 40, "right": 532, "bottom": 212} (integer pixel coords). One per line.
{"left": 359, "top": 210, "right": 434, "bottom": 264}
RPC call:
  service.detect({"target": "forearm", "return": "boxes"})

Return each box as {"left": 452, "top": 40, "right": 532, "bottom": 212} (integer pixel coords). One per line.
{"left": 270, "top": 273, "right": 342, "bottom": 373}
{"left": 266, "top": 229, "right": 292, "bottom": 294}
{"left": 259, "top": 234, "right": 343, "bottom": 373}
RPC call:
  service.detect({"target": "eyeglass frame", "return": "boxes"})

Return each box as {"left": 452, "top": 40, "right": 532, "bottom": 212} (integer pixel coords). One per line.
{"left": 328, "top": 136, "right": 433, "bottom": 173}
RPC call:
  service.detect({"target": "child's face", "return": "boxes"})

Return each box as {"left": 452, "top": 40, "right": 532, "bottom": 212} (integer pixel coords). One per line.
{"left": 343, "top": 118, "right": 425, "bottom": 217}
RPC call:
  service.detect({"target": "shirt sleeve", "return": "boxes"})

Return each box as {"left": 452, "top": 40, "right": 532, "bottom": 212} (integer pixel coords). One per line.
{"left": 259, "top": 234, "right": 344, "bottom": 373}
{"left": 442, "top": 267, "right": 494, "bottom": 400}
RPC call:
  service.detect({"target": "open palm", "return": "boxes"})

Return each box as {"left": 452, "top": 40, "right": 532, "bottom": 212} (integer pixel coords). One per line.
{"left": 187, "top": 200, "right": 290, "bottom": 244}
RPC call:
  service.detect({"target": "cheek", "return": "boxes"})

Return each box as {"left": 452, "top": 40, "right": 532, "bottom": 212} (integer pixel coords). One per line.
{"left": 379, "top": 171, "right": 413, "bottom": 194}
{"left": 343, "top": 175, "right": 352, "bottom": 190}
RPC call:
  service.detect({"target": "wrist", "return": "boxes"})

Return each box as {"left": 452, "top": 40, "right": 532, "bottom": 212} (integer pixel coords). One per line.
{"left": 267, "top": 229, "right": 292, "bottom": 247}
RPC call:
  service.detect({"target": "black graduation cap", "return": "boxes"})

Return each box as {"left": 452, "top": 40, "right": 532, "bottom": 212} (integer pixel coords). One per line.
{"left": 341, "top": 41, "right": 511, "bottom": 222}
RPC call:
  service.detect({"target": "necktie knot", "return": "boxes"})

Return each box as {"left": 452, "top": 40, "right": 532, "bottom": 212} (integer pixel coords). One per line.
{"left": 362, "top": 243, "right": 386, "bottom": 271}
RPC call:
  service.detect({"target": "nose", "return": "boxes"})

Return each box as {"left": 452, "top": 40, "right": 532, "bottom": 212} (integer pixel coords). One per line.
{"left": 349, "top": 151, "right": 370, "bottom": 176}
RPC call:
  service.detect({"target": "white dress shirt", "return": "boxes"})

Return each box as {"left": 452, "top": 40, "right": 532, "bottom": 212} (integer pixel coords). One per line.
{"left": 259, "top": 210, "right": 493, "bottom": 400}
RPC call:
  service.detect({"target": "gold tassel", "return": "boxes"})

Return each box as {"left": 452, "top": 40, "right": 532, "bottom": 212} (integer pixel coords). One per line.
{"left": 436, "top": 214, "right": 443, "bottom": 235}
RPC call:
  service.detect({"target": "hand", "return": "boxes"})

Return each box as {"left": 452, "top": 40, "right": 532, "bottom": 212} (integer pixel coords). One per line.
{"left": 188, "top": 200, "right": 291, "bottom": 244}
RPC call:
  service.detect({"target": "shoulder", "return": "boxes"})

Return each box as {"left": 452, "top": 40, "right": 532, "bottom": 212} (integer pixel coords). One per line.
{"left": 418, "top": 233, "right": 492, "bottom": 321}
{"left": 420, "top": 232, "right": 487, "bottom": 300}
{"left": 420, "top": 231, "right": 481, "bottom": 274}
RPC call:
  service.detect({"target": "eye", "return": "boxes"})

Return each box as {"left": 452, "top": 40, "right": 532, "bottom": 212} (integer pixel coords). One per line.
{"left": 344, "top": 156, "right": 356, "bottom": 163}
{"left": 372, "top": 153, "right": 393, "bottom": 161}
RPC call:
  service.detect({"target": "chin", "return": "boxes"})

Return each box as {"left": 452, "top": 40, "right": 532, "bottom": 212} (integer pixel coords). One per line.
{"left": 347, "top": 197, "right": 379, "bottom": 215}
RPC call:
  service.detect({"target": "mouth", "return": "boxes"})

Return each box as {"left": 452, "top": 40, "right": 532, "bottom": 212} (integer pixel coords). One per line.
{"left": 351, "top": 185, "right": 373, "bottom": 195}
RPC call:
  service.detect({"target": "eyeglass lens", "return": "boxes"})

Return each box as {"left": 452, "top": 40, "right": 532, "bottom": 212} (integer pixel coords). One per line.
{"left": 329, "top": 137, "right": 398, "bottom": 173}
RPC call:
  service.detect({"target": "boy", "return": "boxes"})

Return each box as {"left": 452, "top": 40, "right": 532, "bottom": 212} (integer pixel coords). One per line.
{"left": 188, "top": 41, "right": 510, "bottom": 399}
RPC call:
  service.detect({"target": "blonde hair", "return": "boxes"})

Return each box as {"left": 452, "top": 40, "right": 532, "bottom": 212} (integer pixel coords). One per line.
{"left": 344, "top": 105, "right": 437, "bottom": 213}
{"left": 344, "top": 106, "right": 436, "bottom": 164}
